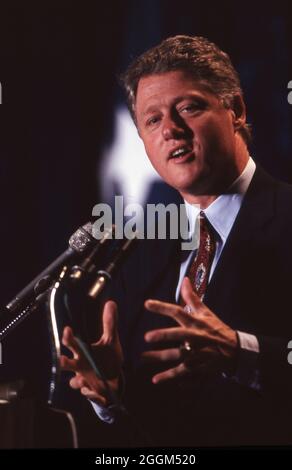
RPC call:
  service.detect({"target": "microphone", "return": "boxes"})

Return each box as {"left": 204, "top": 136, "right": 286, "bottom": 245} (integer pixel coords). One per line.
{"left": 88, "top": 234, "right": 137, "bottom": 300}
{"left": 6, "top": 222, "right": 97, "bottom": 314}
{"left": 69, "top": 225, "right": 115, "bottom": 282}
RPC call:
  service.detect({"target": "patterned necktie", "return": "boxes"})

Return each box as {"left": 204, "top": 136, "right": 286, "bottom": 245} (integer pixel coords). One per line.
{"left": 187, "top": 211, "right": 216, "bottom": 300}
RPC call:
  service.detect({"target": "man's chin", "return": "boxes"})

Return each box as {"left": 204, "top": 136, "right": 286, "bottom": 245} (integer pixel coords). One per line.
{"left": 175, "top": 176, "right": 214, "bottom": 199}
{"left": 173, "top": 173, "right": 204, "bottom": 192}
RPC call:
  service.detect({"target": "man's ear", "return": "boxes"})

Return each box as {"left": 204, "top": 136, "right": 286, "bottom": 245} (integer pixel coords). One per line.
{"left": 231, "top": 94, "right": 246, "bottom": 131}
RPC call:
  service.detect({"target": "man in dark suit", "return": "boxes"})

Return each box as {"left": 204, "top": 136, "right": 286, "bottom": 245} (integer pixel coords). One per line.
{"left": 60, "top": 35, "right": 292, "bottom": 446}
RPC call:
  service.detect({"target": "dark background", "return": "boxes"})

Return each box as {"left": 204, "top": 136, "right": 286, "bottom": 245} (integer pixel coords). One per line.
{"left": 1, "top": 1, "right": 292, "bottom": 306}
{"left": 0, "top": 0, "right": 292, "bottom": 446}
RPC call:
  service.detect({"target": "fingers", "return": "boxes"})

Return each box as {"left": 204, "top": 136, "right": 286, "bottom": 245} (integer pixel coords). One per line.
{"left": 102, "top": 300, "right": 118, "bottom": 343}
{"left": 144, "top": 300, "right": 194, "bottom": 327}
{"left": 151, "top": 362, "right": 188, "bottom": 384}
{"left": 69, "top": 374, "right": 88, "bottom": 390}
{"left": 142, "top": 342, "right": 218, "bottom": 384}
{"left": 142, "top": 348, "right": 181, "bottom": 362}
{"left": 62, "top": 326, "right": 81, "bottom": 359}
{"left": 80, "top": 387, "right": 107, "bottom": 405}
{"left": 180, "top": 277, "right": 203, "bottom": 310}
{"left": 69, "top": 376, "right": 108, "bottom": 406}
{"left": 59, "top": 354, "right": 79, "bottom": 372}
{"left": 145, "top": 326, "right": 205, "bottom": 346}
{"left": 180, "top": 345, "right": 212, "bottom": 369}
{"left": 144, "top": 278, "right": 205, "bottom": 327}
{"left": 60, "top": 312, "right": 121, "bottom": 407}
{"left": 69, "top": 374, "right": 104, "bottom": 394}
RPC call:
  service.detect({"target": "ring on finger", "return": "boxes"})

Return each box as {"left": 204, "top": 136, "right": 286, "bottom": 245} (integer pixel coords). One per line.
{"left": 179, "top": 341, "right": 195, "bottom": 360}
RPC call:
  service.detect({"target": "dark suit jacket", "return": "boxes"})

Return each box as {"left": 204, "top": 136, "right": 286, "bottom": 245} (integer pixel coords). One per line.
{"left": 105, "top": 165, "right": 292, "bottom": 447}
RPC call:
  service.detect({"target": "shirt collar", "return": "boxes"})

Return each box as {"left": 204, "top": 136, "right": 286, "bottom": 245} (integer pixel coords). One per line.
{"left": 184, "top": 157, "right": 256, "bottom": 243}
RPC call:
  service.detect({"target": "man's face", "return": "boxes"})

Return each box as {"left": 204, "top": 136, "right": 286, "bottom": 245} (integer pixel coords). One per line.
{"left": 135, "top": 70, "right": 246, "bottom": 200}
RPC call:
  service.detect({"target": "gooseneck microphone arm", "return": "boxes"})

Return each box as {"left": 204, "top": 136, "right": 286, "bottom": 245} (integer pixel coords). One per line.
{"left": 6, "top": 247, "right": 76, "bottom": 314}
{"left": 88, "top": 235, "right": 137, "bottom": 300}
{"left": 5, "top": 222, "right": 95, "bottom": 315}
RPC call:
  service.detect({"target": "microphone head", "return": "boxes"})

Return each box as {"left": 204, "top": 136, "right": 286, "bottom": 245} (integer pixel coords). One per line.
{"left": 69, "top": 222, "right": 95, "bottom": 253}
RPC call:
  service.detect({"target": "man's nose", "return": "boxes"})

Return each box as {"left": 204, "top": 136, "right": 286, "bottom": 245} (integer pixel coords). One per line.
{"left": 162, "top": 115, "right": 185, "bottom": 140}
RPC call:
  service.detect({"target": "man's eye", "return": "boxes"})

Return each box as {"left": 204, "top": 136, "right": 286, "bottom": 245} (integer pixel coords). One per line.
{"left": 183, "top": 105, "right": 195, "bottom": 111}
{"left": 179, "top": 102, "right": 205, "bottom": 114}
{"left": 147, "top": 116, "right": 160, "bottom": 126}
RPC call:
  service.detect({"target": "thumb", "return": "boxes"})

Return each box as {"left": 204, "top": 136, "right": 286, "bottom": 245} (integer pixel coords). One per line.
{"left": 101, "top": 300, "right": 118, "bottom": 343}
{"left": 62, "top": 325, "right": 80, "bottom": 358}
{"left": 180, "top": 277, "right": 203, "bottom": 310}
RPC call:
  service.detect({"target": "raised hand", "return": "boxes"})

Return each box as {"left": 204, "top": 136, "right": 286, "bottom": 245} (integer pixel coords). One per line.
{"left": 142, "top": 277, "right": 239, "bottom": 384}
{"left": 60, "top": 300, "right": 123, "bottom": 406}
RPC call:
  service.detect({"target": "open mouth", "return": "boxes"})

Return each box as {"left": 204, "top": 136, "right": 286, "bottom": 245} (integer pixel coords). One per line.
{"left": 168, "top": 145, "right": 194, "bottom": 161}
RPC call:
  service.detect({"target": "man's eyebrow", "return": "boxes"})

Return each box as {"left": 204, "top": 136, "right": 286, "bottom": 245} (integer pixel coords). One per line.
{"left": 142, "top": 94, "right": 206, "bottom": 116}
{"left": 142, "top": 105, "right": 160, "bottom": 116}
{"left": 173, "top": 94, "right": 206, "bottom": 104}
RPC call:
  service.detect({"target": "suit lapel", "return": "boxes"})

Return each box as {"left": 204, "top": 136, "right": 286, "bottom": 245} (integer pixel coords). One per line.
{"left": 141, "top": 237, "right": 181, "bottom": 302}
{"left": 126, "top": 165, "right": 277, "bottom": 329}
{"left": 204, "top": 165, "right": 277, "bottom": 323}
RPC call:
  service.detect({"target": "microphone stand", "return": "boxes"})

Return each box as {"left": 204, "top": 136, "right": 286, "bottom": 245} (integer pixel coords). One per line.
{"left": 0, "top": 278, "right": 62, "bottom": 405}
{"left": 0, "top": 233, "right": 137, "bottom": 408}
{"left": 0, "top": 270, "right": 79, "bottom": 447}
